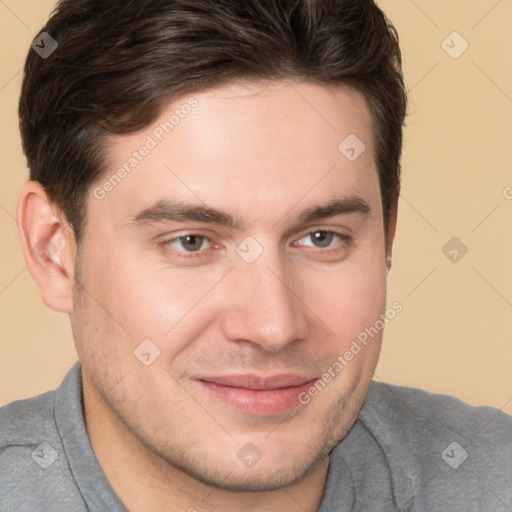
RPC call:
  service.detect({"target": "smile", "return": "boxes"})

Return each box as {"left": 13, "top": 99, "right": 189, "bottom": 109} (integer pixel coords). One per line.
{"left": 194, "top": 374, "right": 318, "bottom": 416}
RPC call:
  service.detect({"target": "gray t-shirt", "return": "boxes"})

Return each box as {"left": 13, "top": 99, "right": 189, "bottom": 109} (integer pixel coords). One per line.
{"left": 1, "top": 362, "right": 511, "bottom": 511}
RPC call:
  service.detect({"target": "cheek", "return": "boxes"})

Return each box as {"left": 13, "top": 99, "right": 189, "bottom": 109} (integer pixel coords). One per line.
{"left": 89, "top": 253, "right": 228, "bottom": 357}
{"left": 295, "top": 252, "right": 387, "bottom": 340}
{"left": 345, "top": 263, "right": 387, "bottom": 332}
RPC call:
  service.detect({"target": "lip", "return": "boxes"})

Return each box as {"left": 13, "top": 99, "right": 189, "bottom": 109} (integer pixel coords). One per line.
{"left": 194, "top": 374, "right": 318, "bottom": 416}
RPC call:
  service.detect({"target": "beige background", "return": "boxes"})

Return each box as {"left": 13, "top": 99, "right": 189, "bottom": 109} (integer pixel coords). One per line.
{"left": 1, "top": 0, "right": 511, "bottom": 412}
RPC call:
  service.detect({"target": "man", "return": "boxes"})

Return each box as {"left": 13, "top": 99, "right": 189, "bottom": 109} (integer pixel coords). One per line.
{"left": 1, "top": 0, "right": 510, "bottom": 510}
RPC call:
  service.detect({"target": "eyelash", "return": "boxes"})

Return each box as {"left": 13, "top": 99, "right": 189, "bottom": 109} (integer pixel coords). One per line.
{"left": 161, "top": 229, "right": 352, "bottom": 259}
{"left": 165, "top": 234, "right": 214, "bottom": 258}
{"left": 293, "top": 230, "right": 348, "bottom": 248}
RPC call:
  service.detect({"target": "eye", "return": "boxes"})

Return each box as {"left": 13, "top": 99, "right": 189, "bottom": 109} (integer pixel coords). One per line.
{"left": 168, "top": 234, "right": 211, "bottom": 253}
{"left": 298, "top": 230, "right": 345, "bottom": 248}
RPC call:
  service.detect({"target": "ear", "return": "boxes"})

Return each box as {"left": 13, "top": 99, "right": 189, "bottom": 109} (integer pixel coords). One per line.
{"left": 384, "top": 201, "right": 398, "bottom": 273}
{"left": 16, "top": 181, "right": 77, "bottom": 313}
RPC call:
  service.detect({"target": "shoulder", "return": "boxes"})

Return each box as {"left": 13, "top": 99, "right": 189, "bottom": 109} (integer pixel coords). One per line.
{"left": 0, "top": 389, "right": 87, "bottom": 511}
{"left": 363, "top": 380, "right": 512, "bottom": 439}
{"left": 1, "top": 390, "right": 57, "bottom": 446}
{"left": 358, "top": 381, "right": 512, "bottom": 510}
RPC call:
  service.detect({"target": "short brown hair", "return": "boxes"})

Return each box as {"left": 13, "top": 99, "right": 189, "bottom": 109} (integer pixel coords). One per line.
{"left": 19, "top": 0, "right": 407, "bottom": 243}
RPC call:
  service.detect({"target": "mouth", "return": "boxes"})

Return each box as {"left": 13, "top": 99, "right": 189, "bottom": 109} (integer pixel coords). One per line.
{"left": 193, "top": 374, "right": 318, "bottom": 416}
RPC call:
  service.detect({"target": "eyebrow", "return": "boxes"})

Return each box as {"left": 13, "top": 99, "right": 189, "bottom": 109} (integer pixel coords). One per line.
{"left": 130, "top": 195, "right": 371, "bottom": 230}
{"left": 131, "top": 200, "right": 244, "bottom": 229}
{"left": 298, "top": 196, "right": 370, "bottom": 224}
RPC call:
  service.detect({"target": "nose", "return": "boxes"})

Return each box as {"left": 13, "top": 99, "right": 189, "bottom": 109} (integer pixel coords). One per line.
{"left": 220, "top": 254, "right": 310, "bottom": 352}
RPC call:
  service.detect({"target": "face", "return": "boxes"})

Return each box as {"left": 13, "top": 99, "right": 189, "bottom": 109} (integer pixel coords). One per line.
{"left": 72, "top": 80, "right": 391, "bottom": 492}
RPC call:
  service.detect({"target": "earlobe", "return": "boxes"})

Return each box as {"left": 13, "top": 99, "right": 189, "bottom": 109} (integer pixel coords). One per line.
{"left": 16, "top": 181, "right": 76, "bottom": 313}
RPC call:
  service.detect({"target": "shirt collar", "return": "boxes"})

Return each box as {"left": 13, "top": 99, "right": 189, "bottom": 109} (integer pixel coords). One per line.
{"left": 54, "top": 361, "right": 128, "bottom": 512}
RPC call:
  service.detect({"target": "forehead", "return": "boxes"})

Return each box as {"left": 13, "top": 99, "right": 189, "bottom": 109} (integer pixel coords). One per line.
{"left": 95, "top": 79, "right": 379, "bottom": 228}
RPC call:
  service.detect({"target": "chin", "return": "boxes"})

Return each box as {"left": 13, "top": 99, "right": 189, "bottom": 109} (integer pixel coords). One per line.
{"left": 176, "top": 454, "right": 322, "bottom": 493}
{"left": 153, "top": 428, "right": 337, "bottom": 493}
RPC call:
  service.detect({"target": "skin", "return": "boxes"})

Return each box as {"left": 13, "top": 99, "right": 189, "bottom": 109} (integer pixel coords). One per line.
{"left": 18, "top": 79, "right": 397, "bottom": 511}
